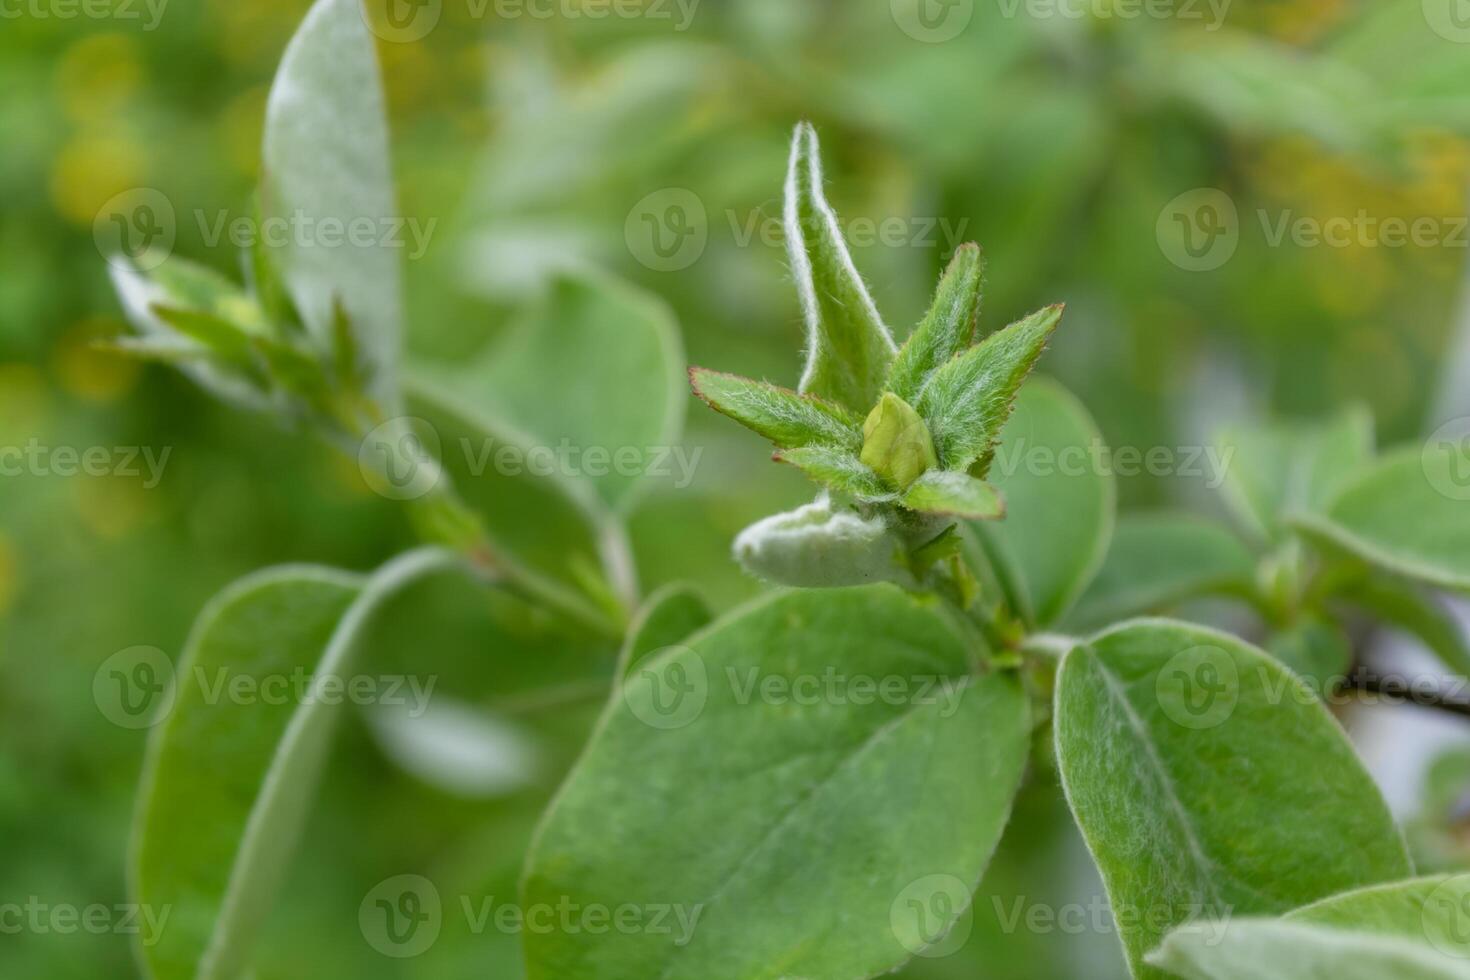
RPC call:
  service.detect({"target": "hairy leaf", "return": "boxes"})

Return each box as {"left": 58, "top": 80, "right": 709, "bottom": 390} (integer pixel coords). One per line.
{"left": 1295, "top": 447, "right": 1470, "bottom": 593}
{"left": 731, "top": 496, "right": 913, "bottom": 589}
{"left": 1152, "top": 877, "right": 1470, "bottom": 979}
{"left": 917, "top": 304, "right": 1062, "bottom": 474}
{"left": 1266, "top": 616, "right": 1353, "bottom": 695}
{"left": 405, "top": 383, "right": 612, "bottom": 607}
{"left": 972, "top": 379, "right": 1114, "bottom": 627}
{"left": 523, "top": 587, "right": 1030, "bottom": 979}
{"left": 263, "top": 0, "right": 401, "bottom": 407}
{"left": 439, "top": 272, "right": 685, "bottom": 516}
{"left": 132, "top": 549, "right": 461, "bottom": 980}
{"left": 786, "top": 122, "right": 897, "bottom": 412}
{"left": 1066, "top": 513, "right": 1255, "bottom": 631}
{"left": 1150, "top": 918, "right": 1470, "bottom": 980}
{"left": 617, "top": 584, "right": 714, "bottom": 682}
{"left": 691, "top": 369, "right": 863, "bottom": 451}
{"left": 901, "top": 470, "right": 1005, "bottom": 519}
{"left": 110, "top": 260, "right": 272, "bottom": 411}
{"left": 1055, "top": 619, "right": 1411, "bottom": 980}
{"left": 1217, "top": 407, "right": 1373, "bottom": 543}
{"left": 1290, "top": 875, "right": 1468, "bottom": 935}
{"left": 887, "top": 244, "right": 985, "bottom": 402}
{"left": 1343, "top": 579, "right": 1470, "bottom": 677}
{"left": 775, "top": 445, "right": 892, "bottom": 501}
{"left": 150, "top": 306, "right": 260, "bottom": 367}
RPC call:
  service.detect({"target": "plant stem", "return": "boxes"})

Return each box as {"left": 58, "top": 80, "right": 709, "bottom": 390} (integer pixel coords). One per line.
{"left": 357, "top": 416, "right": 625, "bottom": 641}
{"left": 596, "top": 517, "right": 641, "bottom": 614}
{"left": 1339, "top": 668, "right": 1470, "bottom": 721}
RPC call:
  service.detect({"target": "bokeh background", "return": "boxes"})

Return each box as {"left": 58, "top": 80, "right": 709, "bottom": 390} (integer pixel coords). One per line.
{"left": 5, "top": 0, "right": 1470, "bottom": 976}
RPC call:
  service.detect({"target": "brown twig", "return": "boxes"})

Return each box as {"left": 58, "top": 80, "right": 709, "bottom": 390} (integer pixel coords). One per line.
{"left": 1338, "top": 668, "right": 1470, "bottom": 721}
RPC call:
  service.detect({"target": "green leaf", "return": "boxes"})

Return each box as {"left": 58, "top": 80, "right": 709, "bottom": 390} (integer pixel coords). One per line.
{"left": 110, "top": 262, "right": 271, "bottom": 412}
{"left": 263, "top": 0, "right": 402, "bottom": 408}
{"left": 1149, "top": 918, "right": 1470, "bottom": 980}
{"left": 785, "top": 122, "right": 897, "bottom": 412}
{"left": 147, "top": 257, "right": 249, "bottom": 312}
{"left": 150, "top": 306, "right": 259, "bottom": 367}
{"left": 1066, "top": 513, "right": 1256, "bottom": 631}
{"left": 245, "top": 194, "right": 297, "bottom": 331}
{"left": 617, "top": 584, "right": 713, "bottom": 682}
{"left": 1295, "top": 447, "right": 1470, "bottom": 593}
{"left": 442, "top": 272, "right": 685, "bottom": 516}
{"left": 132, "top": 548, "right": 461, "bottom": 980}
{"left": 1266, "top": 616, "right": 1353, "bottom": 696}
{"left": 1289, "top": 875, "right": 1467, "bottom": 935}
{"left": 147, "top": 303, "right": 332, "bottom": 410}
{"left": 1217, "top": 407, "right": 1373, "bottom": 543}
{"left": 1055, "top": 619, "right": 1412, "bottom": 980}
{"left": 774, "top": 445, "right": 892, "bottom": 501}
{"left": 1343, "top": 578, "right": 1470, "bottom": 677}
{"left": 901, "top": 470, "right": 1005, "bottom": 520}
{"left": 405, "top": 384, "right": 606, "bottom": 598}
{"left": 910, "top": 524, "right": 965, "bottom": 576}
{"left": 1151, "top": 877, "right": 1470, "bottom": 980}
{"left": 972, "top": 379, "right": 1114, "bottom": 627}
{"left": 887, "top": 243, "right": 985, "bottom": 402}
{"left": 916, "top": 304, "right": 1062, "bottom": 475}
{"left": 329, "top": 295, "right": 363, "bottom": 392}
{"left": 95, "top": 337, "right": 219, "bottom": 366}
{"left": 523, "top": 587, "right": 1030, "bottom": 979}
{"left": 691, "top": 369, "right": 862, "bottom": 452}
{"left": 731, "top": 496, "right": 914, "bottom": 589}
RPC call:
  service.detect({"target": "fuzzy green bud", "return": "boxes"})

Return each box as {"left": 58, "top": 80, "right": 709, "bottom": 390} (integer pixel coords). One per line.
{"left": 860, "top": 392, "right": 937, "bottom": 490}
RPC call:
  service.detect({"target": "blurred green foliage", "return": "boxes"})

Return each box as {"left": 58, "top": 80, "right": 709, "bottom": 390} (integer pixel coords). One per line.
{"left": 3, "top": 0, "right": 1469, "bottom": 976}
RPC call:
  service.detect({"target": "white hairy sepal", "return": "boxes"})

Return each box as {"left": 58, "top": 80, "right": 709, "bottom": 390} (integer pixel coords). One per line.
{"left": 732, "top": 495, "right": 916, "bottom": 589}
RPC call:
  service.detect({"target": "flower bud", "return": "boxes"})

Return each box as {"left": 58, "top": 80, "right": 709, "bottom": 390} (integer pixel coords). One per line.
{"left": 860, "top": 392, "right": 937, "bottom": 490}
{"left": 732, "top": 496, "right": 916, "bottom": 589}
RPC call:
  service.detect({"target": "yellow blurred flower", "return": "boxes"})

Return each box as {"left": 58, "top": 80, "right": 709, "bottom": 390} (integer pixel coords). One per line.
{"left": 74, "top": 474, "right": 153, "bottom": 541}
{"left": 0, "top": 364, "right": 54, "bottom": 444}
{"left": 56, "top": 34, "right": 144, "bottom": 125}
{"left": 49, "top": 133, "right": 147, "bottom": 227}
{"left": 1257, "top": 0, "right": 1347, "bottom": 45}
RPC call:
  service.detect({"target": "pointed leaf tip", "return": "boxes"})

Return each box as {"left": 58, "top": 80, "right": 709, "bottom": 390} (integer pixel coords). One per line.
{"left": 888, "top": 243, "right": 987, "bottom": 401}
{"left": 784, "top": 122, "right": 896, "bottom": 413}
{"left": 689, "top": 368, "right": 863, "bottom": 451}
{"left": 776, "top": 445, "right": 892, "bottom": 501}
{"left": 917, "top": 303, "right": 1063, "bottom": 474}
{"left": 902, "top": 470, "right": 1005, "bottom": 519}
